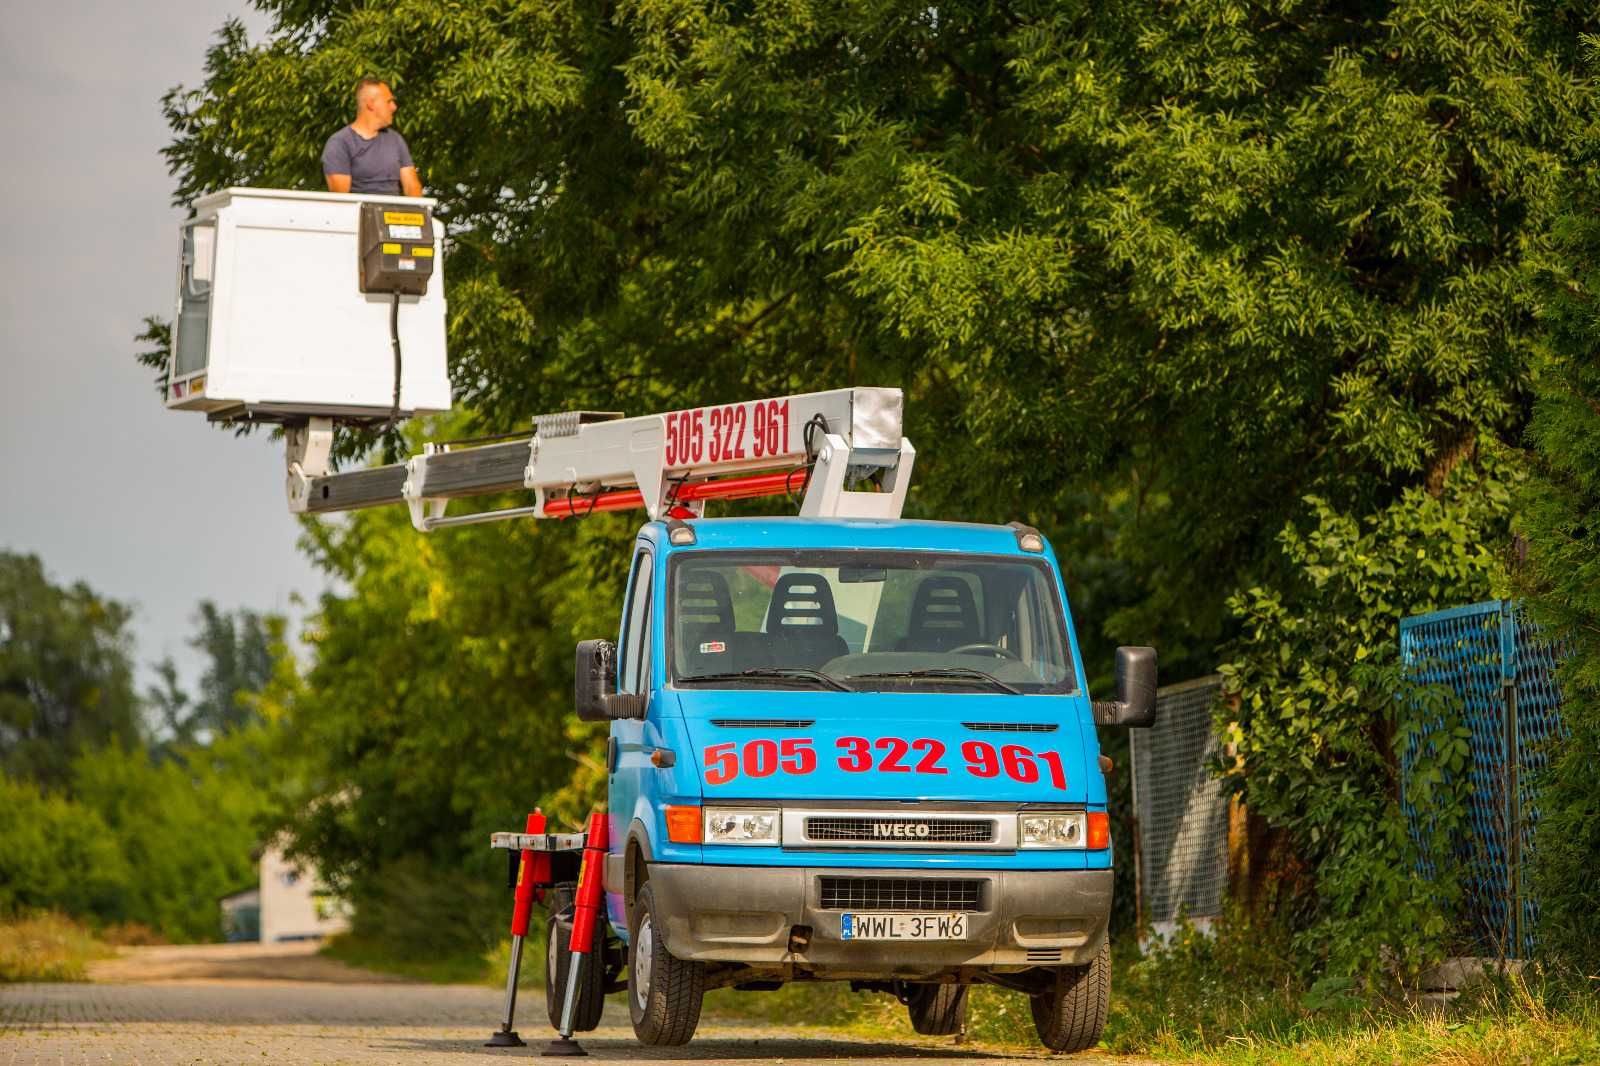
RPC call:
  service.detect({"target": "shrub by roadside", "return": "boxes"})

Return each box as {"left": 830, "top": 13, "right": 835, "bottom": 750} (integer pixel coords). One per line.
{"left": 0, "top": 913, "right": 115, "bottom": 983}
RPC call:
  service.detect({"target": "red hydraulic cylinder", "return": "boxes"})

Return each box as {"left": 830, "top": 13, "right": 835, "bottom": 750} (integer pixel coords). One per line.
{"left": 542, "top": 469, "right": 809, "bottom": 519}
{"left": 510, "top": 810, "right": 548, "bottom": 937}
{"left": 568, "top": 812, "right": 609, "bottom": 955}
{"left": 487, "top": 809, "right": 548, "bottom": 1048}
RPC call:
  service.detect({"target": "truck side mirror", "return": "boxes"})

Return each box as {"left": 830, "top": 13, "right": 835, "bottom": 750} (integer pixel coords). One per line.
{"left": 575, "top": 639, "right": 647, "bottom": 722}
{"left": 1091, "top": 646, "right": 1157, "bottom": 728}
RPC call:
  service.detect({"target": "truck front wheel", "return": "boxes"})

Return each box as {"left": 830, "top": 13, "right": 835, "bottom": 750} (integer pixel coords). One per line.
{"left": 1029, "top": 940, "right": 1110, "bottom": 1052}
{"left": 628, "top": 882, "right": 705, "bottom": 1046}
{"left": 906, "top": 982, "right": 968, "bottom": 1035}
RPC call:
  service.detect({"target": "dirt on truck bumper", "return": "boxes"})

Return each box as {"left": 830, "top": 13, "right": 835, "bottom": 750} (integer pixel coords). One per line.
{"left": 640, "top": 864, "right": 1112, "bottom": 973}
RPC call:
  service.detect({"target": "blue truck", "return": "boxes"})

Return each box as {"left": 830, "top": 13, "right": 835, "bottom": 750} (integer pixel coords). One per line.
{"left": 554, "top": 514, "right": 1156, "bottom": 1052}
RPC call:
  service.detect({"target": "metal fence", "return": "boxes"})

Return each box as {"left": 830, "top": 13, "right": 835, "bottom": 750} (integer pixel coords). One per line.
{"left": 1399, "top": 600, "right": 1567, "bottom": 958}
{"left": 1130, "top": 675, "right": 1228, "bottom": 940}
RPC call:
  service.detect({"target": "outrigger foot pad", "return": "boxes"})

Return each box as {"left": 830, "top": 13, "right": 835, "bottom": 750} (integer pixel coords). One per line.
{"left": 485, "top": 1029, "right": 526, "bottom": 1047}
{"left": 541, "top": 1036, "right": 589, "bottom": 1057}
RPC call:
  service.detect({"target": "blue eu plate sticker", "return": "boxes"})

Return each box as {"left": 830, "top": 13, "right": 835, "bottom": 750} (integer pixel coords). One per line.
{"left": 841, "top": 913, "right": 854, "bottom": 940}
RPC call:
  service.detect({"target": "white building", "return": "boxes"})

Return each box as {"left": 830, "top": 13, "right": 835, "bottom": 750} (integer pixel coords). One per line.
{"left": 258, "top": 843, "right": 350, "bottom": 943}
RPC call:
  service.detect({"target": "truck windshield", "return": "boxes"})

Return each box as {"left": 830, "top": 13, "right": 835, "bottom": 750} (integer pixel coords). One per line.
{"left": 668, "top": 551, "right": 1075, "bottom": 694}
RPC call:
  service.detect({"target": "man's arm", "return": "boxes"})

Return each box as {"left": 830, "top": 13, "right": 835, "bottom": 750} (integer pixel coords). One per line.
{"left": 400, "top": 166, "right": 422, "bottom": 198}
{"left": 322, "top": 130, "right": 352, "bottom": 193}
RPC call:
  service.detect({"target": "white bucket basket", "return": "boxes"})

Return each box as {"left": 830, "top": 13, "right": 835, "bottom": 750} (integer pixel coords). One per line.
{"left": 167, "top": 188, "right": 452, "bottom": 422}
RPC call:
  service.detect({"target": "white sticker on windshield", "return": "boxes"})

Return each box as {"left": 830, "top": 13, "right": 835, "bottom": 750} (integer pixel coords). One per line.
{"left": 699, "top": 641, "right": 726, "bottom": 654}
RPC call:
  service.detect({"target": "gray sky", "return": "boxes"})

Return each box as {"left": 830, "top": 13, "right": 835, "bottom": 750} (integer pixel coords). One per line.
{"left": 1, "top": 1, "right": 324, "bottom": 691}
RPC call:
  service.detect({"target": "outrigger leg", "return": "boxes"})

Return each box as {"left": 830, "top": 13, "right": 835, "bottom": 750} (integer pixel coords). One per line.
{"left": 543, "top": 812, "right": 609, "bottom": 1057}
{"left": 486, "top": 811, "right": 550, "bottom": 1048}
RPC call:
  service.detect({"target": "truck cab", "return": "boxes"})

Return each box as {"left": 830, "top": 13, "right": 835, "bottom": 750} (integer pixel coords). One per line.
{"left": 573, "top": 516, "right": 1155, "bottom": 1051}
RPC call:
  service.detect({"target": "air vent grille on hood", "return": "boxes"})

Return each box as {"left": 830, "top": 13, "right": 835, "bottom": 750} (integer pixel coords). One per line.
{"left": 710, "top": 718, "right": 815, "bottom": 728}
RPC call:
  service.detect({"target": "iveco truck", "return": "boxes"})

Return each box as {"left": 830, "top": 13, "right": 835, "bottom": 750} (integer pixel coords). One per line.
{"left": 560, "top": 516, "right": 1155, "bottom": 1052}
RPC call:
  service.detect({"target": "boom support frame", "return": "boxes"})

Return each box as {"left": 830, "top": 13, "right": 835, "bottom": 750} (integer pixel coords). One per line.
{"left": 285, "top": 387, "right": 915, "bottom": 530}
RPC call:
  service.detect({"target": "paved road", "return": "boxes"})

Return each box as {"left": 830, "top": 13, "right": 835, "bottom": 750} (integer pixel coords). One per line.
{"left": 0, "top": 945, "right": 1145, "bottom": 1066}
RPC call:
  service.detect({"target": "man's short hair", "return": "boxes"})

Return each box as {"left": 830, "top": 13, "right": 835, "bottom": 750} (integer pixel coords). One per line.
{"left": 354, "top": 76, "right": 387, "bottom": 103}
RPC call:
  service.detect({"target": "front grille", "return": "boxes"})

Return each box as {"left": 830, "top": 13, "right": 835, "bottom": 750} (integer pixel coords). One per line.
{"left": 962, "top": 721, "right": 1059, "bottom": 733}
{"left": 1026, "top": 948, "right": 1063, "bottom": 963}
{"left": 805, "top": 816, "right": 994, "bottom": 844}
{"left": 820, "top": 876, "right": 984, "bottom": 912}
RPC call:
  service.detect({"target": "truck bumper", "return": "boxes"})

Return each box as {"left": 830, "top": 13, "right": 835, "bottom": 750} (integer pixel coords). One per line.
{"left": 642, "top": 863, "right": 1111, "bottom": 973}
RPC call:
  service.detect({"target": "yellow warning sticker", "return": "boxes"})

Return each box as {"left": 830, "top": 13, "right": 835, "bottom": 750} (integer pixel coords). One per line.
{"left": 383, "top": 211, "right": 424, "bottom": 225}
{"left": 382, "top": 243, "right": 402, "bottom": 254}
{"left": 191, "top": 376, "right": 205, "bottom": 394}
{"left": 409, "top": 246, "right": 434, "bottom": 257}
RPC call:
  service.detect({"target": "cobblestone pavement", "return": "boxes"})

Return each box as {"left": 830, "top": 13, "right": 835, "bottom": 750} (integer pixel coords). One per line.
{"left": 0, "top": 980, "right": 1137, "bottom": 1066}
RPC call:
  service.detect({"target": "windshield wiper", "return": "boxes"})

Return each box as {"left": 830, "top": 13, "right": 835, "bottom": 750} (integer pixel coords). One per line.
{"left": 677, "top": 668, "right": 851, "bottom": 692}
{"left": 849, "top": 668, "right": 1022, "bottom": 695}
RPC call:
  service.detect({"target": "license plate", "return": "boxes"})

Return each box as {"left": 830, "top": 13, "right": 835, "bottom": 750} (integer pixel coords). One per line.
{"left": 841, "top": 912, "right": 968, "bottom": 940}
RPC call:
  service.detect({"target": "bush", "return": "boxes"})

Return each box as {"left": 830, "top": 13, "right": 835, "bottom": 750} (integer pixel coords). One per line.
{"left": 68, "top": 739, "right": 265, "bottom": 941}
{"left": 0, "top": 735, "right": 267, "bottom": 942}
{"left": 342, "top": 854, "right": 508, "bottom": 968}
{"left": 1219, "top": 469, "right": 1511, "bottom": 981}
{"left": 0, "top": 778, "right": 129, "bottom": 921}
{"left": 0, "top": 913, "right": 113, "bottom": 983}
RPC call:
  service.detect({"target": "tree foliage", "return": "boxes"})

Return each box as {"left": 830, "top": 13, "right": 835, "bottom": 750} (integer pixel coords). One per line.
{"left": 1, "top": 736, "right": 271, "bottom": 941}
{"left": 146, "top": 602, "right": 279, "bottom": 750}
{"left": 254, "top": 452, "right": 623, "bottom": 893}
{"left": 0, "top": 561, "right": 278, "bottom": 940}
{"left": 1219, "top": 466, "right": 1512, "bottom": 978}
{"left": 1517, "top": 70, "right": 1600, "bottom": 972}
{"left": 153, "top": 0, "right": 1598, "bottom": 970}
{"left": 0, "top": 553, "right": 142, "bottom": 789}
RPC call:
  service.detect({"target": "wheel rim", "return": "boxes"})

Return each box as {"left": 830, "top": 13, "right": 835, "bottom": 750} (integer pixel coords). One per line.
{"left": 634, "top": 913, "right": 654, "bottom": 1012}
{"left": 547, "top": 925, "right": 560, "bottom": 989}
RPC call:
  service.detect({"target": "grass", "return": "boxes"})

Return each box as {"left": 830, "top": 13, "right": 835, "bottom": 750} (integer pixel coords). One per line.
{"left": 0, "top": 913, "right": 116, "bottom": 983}
{"left": 320, "top": 913, "right": 1600, "bottom": 1065}
{"left": 1174, "top": 1008, "right": 1600, "bottom": 1066}
{"left": 694, "top": 932, "right": 1600, "bottom": 1066}
{"left": 1100, "top": 923, "right": 1600, "bottom": 1066}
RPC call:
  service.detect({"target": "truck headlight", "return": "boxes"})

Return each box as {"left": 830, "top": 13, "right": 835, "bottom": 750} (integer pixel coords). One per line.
{"left": 704, "top": 807, "right": 780, "bottom": 845}
{"left": 1019, "top": 813, "right": 1087, "bottom": 848}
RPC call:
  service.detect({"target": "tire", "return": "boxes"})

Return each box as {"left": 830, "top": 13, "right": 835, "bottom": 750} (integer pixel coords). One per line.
{"left": 628, "top": 881, "right": 705, "bottom": 1046}
{"left": 1030, "top": 939, "right": 1110, "bottom": 1053}
{"left": 906, "top": 982, "right": 969, "bottom": 1036}
{"left": 544, "top": 884, "right": 606, "bottom": 1033}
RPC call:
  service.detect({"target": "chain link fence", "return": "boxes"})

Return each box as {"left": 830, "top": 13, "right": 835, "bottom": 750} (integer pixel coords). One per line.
{"left": 1130, "top": 675, "right": 1227, "bottom": 942}
{"left": 1399, "top": 600, "right": 1567, "bottom": 958}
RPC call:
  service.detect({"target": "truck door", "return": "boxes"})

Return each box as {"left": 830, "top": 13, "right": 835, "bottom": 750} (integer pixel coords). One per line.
{"left": 607, "top": 545, "right": 654, "bottom": 929}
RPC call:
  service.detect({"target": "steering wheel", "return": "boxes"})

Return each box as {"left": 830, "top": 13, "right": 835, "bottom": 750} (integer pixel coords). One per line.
{"left": 948, "top": 642, "right": 1021, "bottom": 661}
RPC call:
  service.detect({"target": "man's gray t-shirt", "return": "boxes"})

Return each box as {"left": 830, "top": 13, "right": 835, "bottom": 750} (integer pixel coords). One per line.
{"left": 321, "top": 126, "right": 413, "bottom": 194}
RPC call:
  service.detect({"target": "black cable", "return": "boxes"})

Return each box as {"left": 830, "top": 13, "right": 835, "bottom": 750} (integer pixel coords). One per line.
{"left": 664, "top": 471, "right": 692, "bottom": 512}
{"left": 795, "top": 413, "right": 831, "bottom": 505}
{"left": 564, "top": 481, "right": 605, "bottom": 519}
{"left": 385, "top": 291, "right": 402, "bottom": 432}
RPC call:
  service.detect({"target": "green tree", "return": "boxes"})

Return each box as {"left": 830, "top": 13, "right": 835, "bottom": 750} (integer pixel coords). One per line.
{"left": 1219, "top": 468, "right": 1511, "bottom": 979}
{"left": 67, "top": 735, "right": 271, "bottom": 940}
{"left": 154, "top": 0, "right": 1591, "bottom": 660}
{"left": 0, "top": 776, "right": 130, "bottom": 921}
{"left": 254, "top": 464, "right": 623, "bottom": 903}
{"left": 0, "top": 553, "right": 142, "bottom": 789}
{"left": 151, "top": 0, "right": 1597, "bottom": 969}
{"left": 1518, "top": 148, "right": 1600, "bottom": 974}
{"left": 147, "top": 603, "right": 280, "bottom": 749}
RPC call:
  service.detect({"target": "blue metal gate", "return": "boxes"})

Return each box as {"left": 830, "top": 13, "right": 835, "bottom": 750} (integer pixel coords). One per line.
{"left": 1399, "top": 600, "right": 1566, "bottom": 958}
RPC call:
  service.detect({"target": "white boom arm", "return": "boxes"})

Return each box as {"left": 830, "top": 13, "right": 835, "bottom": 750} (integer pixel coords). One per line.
{"left": 286, "top": 386, "right": 915, "bottom": 530}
